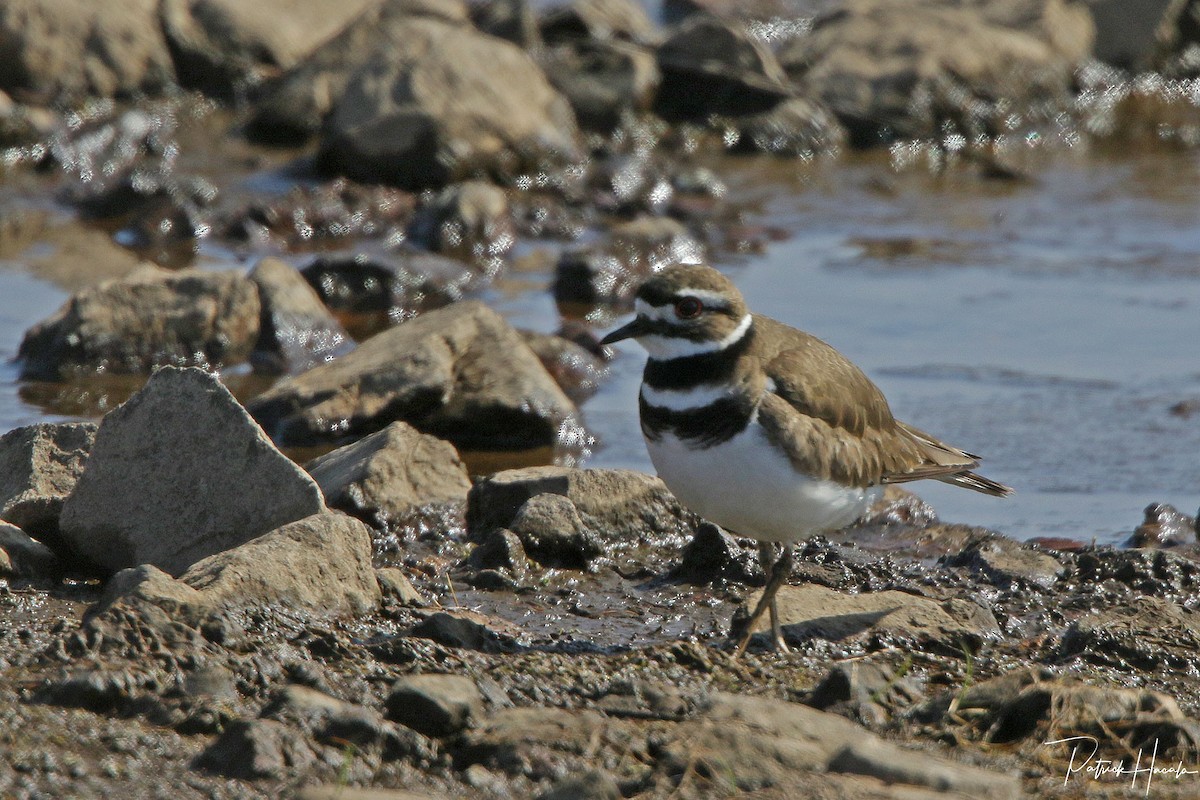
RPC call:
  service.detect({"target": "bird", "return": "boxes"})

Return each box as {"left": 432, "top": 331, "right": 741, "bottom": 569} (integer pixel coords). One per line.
{"left": 600, "top": 263, "right": 1011, "bottom": 653}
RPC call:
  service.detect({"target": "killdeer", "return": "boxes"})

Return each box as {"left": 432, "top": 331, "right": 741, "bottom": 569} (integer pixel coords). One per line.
{"left": 600, "top": 264, "right": 1011, "bottom": 653}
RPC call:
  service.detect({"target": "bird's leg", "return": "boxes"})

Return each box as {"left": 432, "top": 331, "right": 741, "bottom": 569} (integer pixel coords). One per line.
{"left": 735, "top": 542, "right": 794, "bottom": 655}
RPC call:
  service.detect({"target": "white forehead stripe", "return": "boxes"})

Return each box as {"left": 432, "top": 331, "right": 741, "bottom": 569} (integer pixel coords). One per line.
{"left": 637, "top": 313, "right": 752, "bottom": 360}
{"left": 641, "top": 383, "right": 734, "bottom": 411}
{"left": 676, "top": 288, "right": 734, "bottom": 306}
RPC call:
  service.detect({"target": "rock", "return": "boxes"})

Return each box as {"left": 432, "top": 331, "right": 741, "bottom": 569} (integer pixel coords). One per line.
{"left": 248, "top": 301, "right": 579, "bottom": 452}
{"left": 18, "top": 266, "right": 261, "bottom": 380}
{"left": 1129, "top": 502, "right": 1195, "bottom": 548}
{"left": 1073, "top": 547, "right": 1200, "bottom": 598}
{"left": 248, "top": 257, "right": 355, "bottom": 375}
{"left": 408, "top": 181, "right": 515, "bottom": 263}
{"left": 159, "top": 0, "right": 377, "bottom": 96}
{"left": 376, "top": 567, "right": 427, "bottom": 606}
{"left": 59, "top": 367, "right": 326, "bottom": 575}
{"left": 541, "top": 40, "right": 661, "bottom": 132}
{"left": 537, "top": 771, "right": 621, "bottom": 800}
{"left": 913, "top": 667, "right": 1185, "bottom": 750}
{"left": 410, "top": 609, "right": 522, "bottom": 651}
{"left": 471, "top": 0, "right": 540, "bottom": 49}
{"left": 300, "top": 247, "right": 476, "bottom": 333}
{"left": 553, "top": 216, "right": 703, "bottom": 311}
{"left": 806, "top": 658, "right": 923, "bottom": 727}
{"left": 658, "top": 694, "right": 1019, "bottom": 798}
{"left": 386, "top": 674, "right": 484, "bottom": 737}
{"left": 725, "top": 96, "right": 846, "bottom": 157}
{"left": 458, "top": 707, "right": 617, "bottom": 779}
{"left": 96, "top": 510, "right": 381, "bottom": 624}
{"left": 738, "top": 583, "right": 1000, "bottom": 652}
{"left": 672, "top": 522, "right": 757, "bottom": 586}
{"left": 0, "top": 422, "right": 95, "bottom": 549}
{"left": 1059, "top": 595, "right": 1200, "bottom": 673}
{"left": 465, "top": 528, "right": 532, "bottom": 574}
{"left": 539, "top": 0, "right": 657, "bottom": 45}
{"left": 466, "top": 467, "right": 697, "bottom": 562}
{"left": 0, "top": 0, "right": 175, "bottom": 100}
{"left": 305, "top": 422, "right": 471, "bottom": 527}
{"left": 298, "top": 788, "right": 455, "bottom": 800}
{"left": 941, "top": 533, "right": 1064, "bottom": 588}
{"left": 246, "top": 0, "right": 472, "bottom": 143}
{"left": 779, "top": 0, "right": 1095, "bottom": 146}
{"left": 1084, "top": 0, "right": 1178, "bottom": 70}
{"left": 507, "top": 493, "right": 603, "bottom": 569}
{"left": 195, "top": 718, "right": 318, "bottom": 780}
{"left": 518, "top": 329, "right": 609, "bottom": 403}
{"left": 315, "top": 17, "right": 580, "bottom": 189}
{"left": 654, "top": 14, "right": 793, "bottom": 122}
{"left": 0, "top": 522, "right": 60, "bottom": 579}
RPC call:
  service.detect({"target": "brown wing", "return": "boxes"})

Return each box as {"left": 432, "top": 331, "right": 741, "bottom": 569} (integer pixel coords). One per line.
{"left": 752, "top": 315, "right": 1011, "bottom": 495}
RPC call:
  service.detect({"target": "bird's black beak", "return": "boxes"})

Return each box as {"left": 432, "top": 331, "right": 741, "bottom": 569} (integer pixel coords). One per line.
{"left": 599, "top": 315, "right": 649, "bottom": 346}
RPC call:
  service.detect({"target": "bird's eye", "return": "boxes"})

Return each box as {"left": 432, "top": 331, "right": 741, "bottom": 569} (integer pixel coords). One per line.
{"left": 675, "top": 297, "right": 703, "bottom": 319}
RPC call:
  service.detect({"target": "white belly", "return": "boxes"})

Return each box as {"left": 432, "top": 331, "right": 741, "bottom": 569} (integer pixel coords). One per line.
{"left": 646, "top": 420, "right": 882, "bottom": 542}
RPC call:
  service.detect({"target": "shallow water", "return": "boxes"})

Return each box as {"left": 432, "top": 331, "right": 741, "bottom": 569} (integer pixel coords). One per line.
{"left": 4, "top": 126, "right": 1200, "bottom": 546}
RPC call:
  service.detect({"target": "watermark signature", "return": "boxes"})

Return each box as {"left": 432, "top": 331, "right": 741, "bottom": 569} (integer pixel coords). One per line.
{"left": 1045, "top": 735, "right": 1199, "bottom": 796}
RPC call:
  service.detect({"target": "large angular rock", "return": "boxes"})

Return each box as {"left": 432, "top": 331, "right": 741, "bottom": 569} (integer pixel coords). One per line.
{"left": 247, "top": 0, "right": 471, "bottom": 142}
{"left": 315, "top": 18, "right": 580, "bottom": 188}
{"left": 59, "top": 367, "right": 326, "bottom": 575}
{"left": 0, "top": 0, "right": 176, "bottom": 100}
{"left": 18, "top": 266, "right": 261, "bottom": 380}
{"left": 96, "top": 510, "right": 381, "bottom": 624}
{"left": 159, "top": 0, "right": 377, "bottom": 96}
{"left": 779, "top": 0, "right": 1095, "bottom": 146}
{"left": 0, "top": 422, "right": 95, "bottom": 547}
{"left": 386, "top": 674, "right": 484, "bottom": 737}
{"left": 248, "top": 301, "right": 579, "bottom": 451}
{"left": 248, "top": 256, "right": 355, "bottom": 375}
{"left": 0, "top": 522, "right": 60, "bottom": 579}
{"left": 305, "top": 422, "right": 471, "bottom": 526}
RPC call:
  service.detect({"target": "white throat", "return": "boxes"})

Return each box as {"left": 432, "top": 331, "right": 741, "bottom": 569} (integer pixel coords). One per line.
{"left": 638, "top": 313, "right": 752, "bottom": 360}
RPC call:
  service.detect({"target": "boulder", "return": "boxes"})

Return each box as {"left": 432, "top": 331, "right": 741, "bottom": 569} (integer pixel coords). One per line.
{"left": 95, "top": 510, "right": 381, "bottom": 625}
{"left": 1083, "top": 0, "right": 1178, "bottom": 70}
{"left": 305, "top": 422, "right": 472, "bottom": 526}
{"left": 0, "top": 422, "right": 95, "bottom": 548}
{"left": 0, "top": 522, "right": 60, "bottom": 579}
{"left": 654, "top": 14, "right": 793, "bottom": 122}
{"left": 248, "top": 301, "right": 579, "bottom": 451}
{"left": 246, "top": 0, "right": 471, "bottom": 143}
{"left": 739, "top": 583, "right": 1000, "bottom": 651}
{"left": 159, "top": 0, "right": 377, "bottom": 96}
{"left": 407, "top": 181, "right": 515, "bottom": 262}
{"left": 1129, "top": 501, "right": 1195, "bottom": 547}
{"left": 540, "top": 40, "right": 661, "bottom": 132}
{"left": 779, "top": 0, "right": 1095, "bottom": 146}
{"left": 18, "top": 266, "right": 261, "bottom": 380}
{"left": 941, "top": 533, "right": 1065, "bottom": 588}
{"left": 386, "top": 674, "right": 484, "bottom": 737}
{"left": 315, "top": 18, "right": 579, "bottom": 188}
{"left": 518, "top": 329, "right": 608, "bottom": 403}
{"left": 248, "top": 257, "right": 355, "bottom": 375}
{"left": 0, "top": 0, "right": 175, "bottom": 101}
{"left": 539, "top": 0, "right": 658, "bottom": 45}
{"left": 59, "top": 367, "right": 326, "bottom": 575}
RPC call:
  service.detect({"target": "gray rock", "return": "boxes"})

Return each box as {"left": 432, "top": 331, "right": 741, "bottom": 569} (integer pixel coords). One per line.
{"left": 739, "top": 584, "right": 1000, "bottom": 651}
{"left": 386, "top": 674, "right": 484, "bottom": 737}
{"left": 315, "top": 17, "right": 579, "bottom": 189}
{"left": 655, "top": 14, "right": 793, "bottom": 122}
{"left": 0, "top": 422, "right": 95, "bottom": 549}
{"left": 807, "top": 658, "right": 924, "bottom": 726}
{"left": 305, "top": 422, "right": 471, "bottom": 527}
{"left": 96, "top": 510, "right": 381, "bottom": 624}
{"left": 942, "top": 534, "right": 1065, "bottom": 588}
{"left": 410, "top": 610, "right": 521, "bottom": 650}
{"left": 248, "top": 256, "right": 355, "bottom": 375}
{"left": 539, "top": 0, "right": 657, "bottom": 45}
{"left": 1129, "top": 501, "right": 1195, "bottom": 547}
{"left": 18, "top": 266, "right": 261, "bottom": 380}
{"left": 466, "top": 466, "right": 697, "bottom": 562}
{"left": 541, "top": 40, "right": 660, "bottom": 132}
{"left": 246, "top": 0, "right": 472, "bottom": 143}
{"left": 1059, "top": 595, "right": 1200, "bottom": 673}
{"left": 0, "top": 521, "right": 60, "bottom": 579}
{"left": 376, "top": 566, "right": 427, "bottom": 606}
{"left": 672, "top": 521, "right": 757, "bottom": 586}
{"left": 471, "top": 0, "right": 540, "bottom": 48}
{"left": 465, "top": 528, "right": 532, "bottom": 574}
{"left": 1084, "top": 0, "right": 1177, "bottom": 70}
{"left": 518, "top": 329, "right": 609, "bottom": 404}
{"left": 59, "top": 367, "right": 326, "bottom": 575}
{"left": 159, "top": 0, "right": 376, "bottom": 96}
{"left": 727, "top": 96, "right": 846, "bottom": 157}
{"left": 0, "top": 0, "right": 175, "bottom": 100}
{"left": 459, "top": 706, "right": 615, "bottom": 778}
{"left": 194, "top": 718, "right": 317, "bottom": 780}
{"left": 779, "top": 0, "right": 1095, "bottom": 146}
{"left": 508, "top": 493, "right": 603, "bottom": 569}
{"left": 409, "top": 181, "right": 515, "bottom": 263}
{"left": 249, "top": 301, "right": 580, "bottom": 452}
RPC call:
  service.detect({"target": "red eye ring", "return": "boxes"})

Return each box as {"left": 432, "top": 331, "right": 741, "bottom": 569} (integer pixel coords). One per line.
{"left": 675, "top": 297, "right": 703, "bottom": 319}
